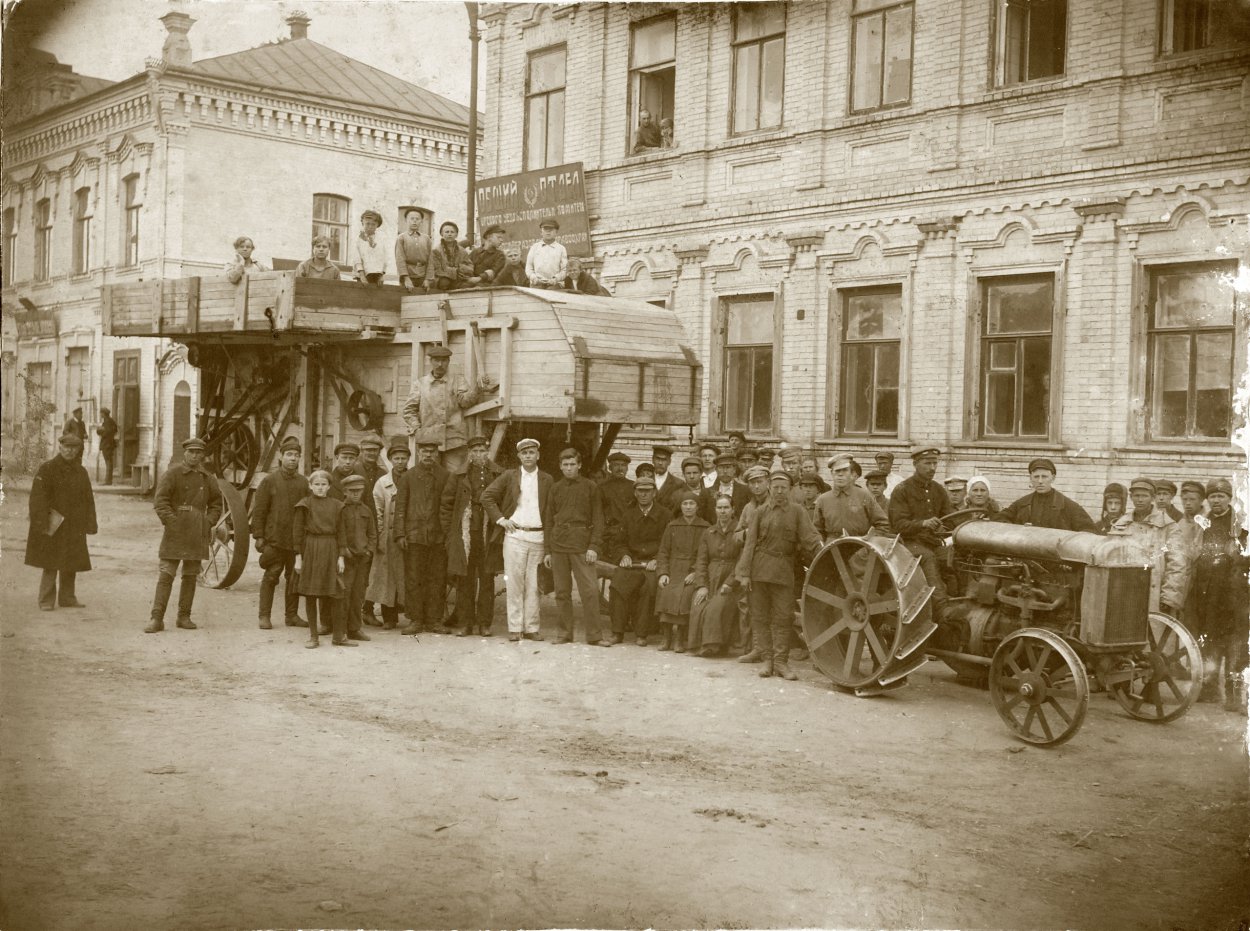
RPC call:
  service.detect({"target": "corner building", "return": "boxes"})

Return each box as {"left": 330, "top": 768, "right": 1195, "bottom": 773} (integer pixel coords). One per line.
{"left": 482, "top": 0, "right": 1249, "bottom": 507}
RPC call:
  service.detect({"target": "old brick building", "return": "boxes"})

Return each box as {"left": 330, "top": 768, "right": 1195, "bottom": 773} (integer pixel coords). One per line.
{"left": 2, "top": 10, "right": 475, "bottom": 484}
{"left": 482, "top": 0, "right": 1249, "bottom": 507}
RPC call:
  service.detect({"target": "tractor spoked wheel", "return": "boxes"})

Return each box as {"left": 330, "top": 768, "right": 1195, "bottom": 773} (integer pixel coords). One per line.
{"left": 200, "top": 479, "right": 249, "bottom": 590}
{"left": 1108, "top": 612, "right": 1202, "bottom": 724}
{"left": 990, "top": 628, "right": 1089, "bottom": 746}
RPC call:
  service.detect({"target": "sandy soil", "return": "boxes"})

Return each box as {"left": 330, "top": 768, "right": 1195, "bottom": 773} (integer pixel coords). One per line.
{"left": 0, "top": 484, "right": 1247, "bottom": 931}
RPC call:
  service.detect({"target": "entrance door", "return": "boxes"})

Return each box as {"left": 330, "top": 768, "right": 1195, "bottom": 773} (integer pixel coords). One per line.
{"left": 112, "top": 350, "right": 141, "bottom": 481}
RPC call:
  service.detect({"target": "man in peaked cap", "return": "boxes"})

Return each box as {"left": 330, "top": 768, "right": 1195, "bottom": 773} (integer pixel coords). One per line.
{"left": 607, "top": 473, "right": 668, "bottom": 644}
{"left": 367, "top": 435, "right": 413, "bottom": 629}
{"left": 443, "top": 434, "right": 504, "bottom": 636}
{"left": 252, "top": 435, "right": 310, "bottom": 629}
{"left": 943, "top": 476, "right": 968, "bottom": 511}
{"left": 26, "top": 432, "right": 98, "bottom": 612}
{"left": 888, "top": 446, "right": 954, "bottom": 620}
{"left": 401, "top": 343, "right": 495, "bottom": 475}
{"left": 327, "top": 441, "right": 360, "bottom": 500}
{"left": 526, "top": 216, "right": 568, "bottom": 289}
{"left": 145, "top": 437, "right": 222, "bottom": 633}
{"left": 998, "top": 457, "right": 1095, "bottom": 532}
{"left": 814, "top": 453, "right": 889, "bottom": 543}
{"left": 1153, "top": 478, "right": 1184, "bottom": 522}
{"left": 600, "top": 451, "right": 637, "bottom": 556}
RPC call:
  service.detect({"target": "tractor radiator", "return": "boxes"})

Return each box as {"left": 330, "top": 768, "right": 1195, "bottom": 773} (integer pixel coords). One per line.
{"left": 1079, "top": 565, "right": 1151, "bottom": 647}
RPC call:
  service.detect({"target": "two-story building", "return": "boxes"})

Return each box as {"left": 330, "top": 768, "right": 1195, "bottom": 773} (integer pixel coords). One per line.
{"left": 482, "top": 0, "right": 1249, "bottom": 508}
{"left": 3, "top": 10, "right": 477, "bottom": 485}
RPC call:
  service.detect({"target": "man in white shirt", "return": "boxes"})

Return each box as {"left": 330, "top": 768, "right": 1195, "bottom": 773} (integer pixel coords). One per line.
{"left": 481, "top": 438, "right": 553, "bottom": 641}
{"left": 525, "top": 217, "right": 568, "bottom": 288}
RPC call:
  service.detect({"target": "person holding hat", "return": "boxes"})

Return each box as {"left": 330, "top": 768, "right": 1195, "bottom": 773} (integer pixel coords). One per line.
{"left": 441, "top": 435, "right": 504, "bottom": 636}
{"left": 711, "top": 452, "right": 750, "bottom": 518}
{"left": 337, "top": 473, "right": 377, "bottom": 643}
{"left": 326, "top": 442, "right": 360, "bottom": 501}
{"left": 470, "top": 224, "right": 509, "bottom": 287}
{"left": 96, "top": 407, "right": 119, "bottom": 484}
{"left": 1188, "top": 478, "right": 1248, "bottom": 712}
{"left": 889, "top": 447, "right": 955, "bottom": 619}
{"left": 543, "top": 447, "right": 612, "bottom": 646}
{"left": 430, "top": 220, "right": 477, "bottom": 291}
{"left": 26, "top": 433, "right": 98, "bottom": 611}
{"left": 525, "top": 217, "right": 567, "bottom": 289}
{"left": 564, "top": 256, "right": 610, "bottom": 296}
{"left": 998, "top": 458, "right": 1095, "bottom": 533}
{"left": 145, "top": 437, "right": 223, "bottom": 633}
{"left": 606, "top": 474, "right": 669, "bottom": 644}
{"left": 394, "top": 429, "right": 452, "bottom": 635}
{"left": 734, "top": 466, "right": 821, "bottom": 680}
{"left": 353, "top": 210, "right": 388, "bottom": 287}
{"left": 1109, "top": 478, "right": 1190, "bottom": 619}
{"left": 395, "top": 208, "right": 433, "bottom": 292}
{"left": 251, "top": 436, "right": 310, "bottom": 629}
{"left": 224, "top": 236, "right": 267, "bottom": 283}
{"left": 366, "top": 435, "right": 412, "bottom": 629}
{"left": 401, "top": 343, "right": 493, "bottom": 475}
{"left": 1154, "top": 479, "right": 1183, "bottom": 523}
{"left": 1095, "top": 482, "right": 1128, "bottom": 534}
{"left": 814, "top": 454, "right": 889, "bottom": 543}
{"left": 482, "top": 438, "right": 553, "bottom": 641}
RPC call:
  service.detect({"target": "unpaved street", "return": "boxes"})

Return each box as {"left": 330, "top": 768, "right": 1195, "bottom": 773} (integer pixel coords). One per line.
{"left": 1, "top": 486, "right": 1247, "bottom": 930}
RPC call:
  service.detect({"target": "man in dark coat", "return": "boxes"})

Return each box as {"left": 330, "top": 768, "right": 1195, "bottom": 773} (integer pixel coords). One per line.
{"left": 709, "top": 452, "right": 751, "bottom": 519}
{"left": 394, "top": 431, "right": 451, "bottom": 635}
{"left": 889, "top": 447, "right": 954, "bottom": 619}
{"left": 62, "top": 407, "right": 88, "bottom": 446}
{"left": 96, "top": 407, "right": 118, "bottom": 484}
{"left": 543, "top": 447, "right": 611, "bottom": 646}
{"left": 998, "top": 458, "right": 1095, "bottom": 532}
{"left": 251, "top": 436, "right": 309, "bottom": 629}
{"left": 599, "top": 451, "right": 636, "bottom": 557}
{"left": 26, "top": 433, "right": 98, "bottom": 610}
{"left": 607, "top": 476, "right": 669, "bottom": 645}
{"left": 441, "top": 435, "right": 504, "bottom": 636}
{"left": 326, "top": 442, "right": 359, "bottom": 500}
{"left": 351, "top": 433, "right": 386, "bottom": 626}
{"left": 145, "top": 437, "right": 223, "bottom": 632}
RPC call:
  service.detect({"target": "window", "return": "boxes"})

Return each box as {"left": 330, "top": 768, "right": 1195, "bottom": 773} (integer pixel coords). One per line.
{"left": 122, "top": 175, "right": 141, "bottom": 267}
{"left": 1146, "top": 262, "right": 1236, "bottom": 441}
{"left": 525, "top": 46, "right": 566, "bottom": 169}
{"left": 721, "top": 294, "right": 775, "bottom": 433}
{"left": 979, "top": 275, "right": 1053, "bottom": 439}
{"left": 995, "top": 0, "right": 1066, "bottom": 86}
{"left": 840, "top": 287, "right": 901, "bottom": 436}
{"left": 312, "top": 194, "right": 350, "bottom": 263}
{"left": 34, "top": 198, "right": 51, "bottom": 282}
{"left": 732, "top": 4, "right": 785, "bottom": 133}
{"left": 3, "top": 207, "right": 15, "bottom": 282}
{"left": 850, "top": 0, "right": 913, "bottom": 112}
{"left": 72, "top": 187, "right": 92, "bottom": 275}
{"left": 629, "top": 15, "right": 676, "bottom": 154}
{"left": 1159, "top": 0, "right": 1212, "bottom": 54}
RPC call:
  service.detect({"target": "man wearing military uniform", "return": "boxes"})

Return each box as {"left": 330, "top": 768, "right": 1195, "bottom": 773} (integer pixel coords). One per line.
{"left": 401, "top": 344, "right": 492, "bottom": 475}
{"left": 814, "top": 453, "right": 889, "bottom": 541}
{"left": 888, "top": 447, "right": 954, "bottom": 619}
{"left": 251, "top": 436, "right": 309, "bottom": 629}
{"left": 998, "top": 458, "right": 1095, "bottom": 532}
{"left": 145, "top": 437, "right": 223, "bottom": 632}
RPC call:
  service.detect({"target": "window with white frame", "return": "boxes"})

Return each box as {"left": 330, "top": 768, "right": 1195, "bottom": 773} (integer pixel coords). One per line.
{"left": 1159, "top": 0, "right": 1212, "bottom": 54}
{"left": 312, "top": 194, "right": 350, "bottom": 263}
{"left": 732, "top": 3, "right": 785, "bottom": 133}
{"left": 34, "top": 198, "right": 51, "bottom": 282}
{"left": 979, "top": 274, "right": 1054, "bottom": 439}
{"left": 994, "top": 0, "right": 1066, "bottom": 87}
{"left": 721, "top": 294, "right": 776, "bottom": 434}
{"left": 840, "top": 286, "right": 901, "bottom": 436}
{"left": 3, "top": 207, "right": 15, "bottom": 282}
{"left": 1146, "top": 261, "right": 1237, "bottom": 441}
{"left": 850, "top": 0, "right": 913, "bottom": 112}
{"left": 525, "top": 46, "right": 567, "bottom": 169}
{"left": 72, "top": 187, "right": 92, "bottom": 275}
{"left": 122, "top": 174, "right": 141, "bottom": 267}
{"left": 629, "top": 15, "right": 676, "bottom": 155}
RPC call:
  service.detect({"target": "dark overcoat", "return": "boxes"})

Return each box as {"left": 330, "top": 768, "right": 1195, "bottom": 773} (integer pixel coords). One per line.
{"left": 154, "top": 464, "right": 224, "bottom": 561}
{"left": 25, "top": 454, "right": 98, "bottom": 572}
{"left": 441, "top": 460, "right": 504, "bottom": 575}
{"left": 998, "top": 489, "right": 1096, "bottom": 533}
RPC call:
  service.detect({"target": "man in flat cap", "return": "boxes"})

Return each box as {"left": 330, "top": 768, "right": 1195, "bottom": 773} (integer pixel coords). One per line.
{"left": 145, "top": 437, "right": 222, "bottom": 633}
{"left": 26, "top": 433, "right": 97, "bottom": 611}
{"left": 441, "top": 434, "right": 504, "bottom": 636}
{"left": 600, "top": 451, "right": 637, "bottom": 557}
{"left": 1154, "top": 479, "right": 1184, "bottom": 523}
{"left": 874, "top": 451, "right": 903, "bottom": 497}
{"left": 1188, "top": 478, "right": 1248, "bottom": 712}
{"left": 650, "top": 445, "right": 680, "bottom": 511}
{"left": 252, "top": 436, "right": 310, "bottom": 629}
{"left": 711, "top": 452, "right": 750, "bottom": 519}
{"left": 471, "top": 224, "right": 509, "bottom": 287}
{"left": 338, "top": 473, "right": 376, "bottom": 642}
{"left": 402, "top": 343, "right": 494, "bottom": 476}
{"left": 367, "top": 435, "right": 411, "bottom": 629}
{"left": 998, "top": 458, "right": 1095, "bottom": 532}
{"left": 326, "top": 442, "right": 360, "bottom": 500}
{"left": 1109, "top": 478, "right": 1190, "bottom": 619}
{"left": 889, "top": 447, "right": 954, "bottom": 619}
{"left": 814, "top": 454, "right": 889, "bottom": 543}
{"left": 944, "top": 476, "right": 968, "bottom": 511}
{"left": 607, "top": 474, "right": 669, "bottom": 644}
{"left": 526, "top": 217, "right": 567, "bottom": 289}
{"left": 735, "top": 466, "right": 821, "bottom": 679}
{"left": 544, "top": 447, "right": 612, "bottom": 646}
{"left": 62, "top": 406, "right": 88, "bottom": 448}
{"left": 351, "top": 433, "right": 388, "bottom": 626}
{"left": 482, "top": 438, "right": 553, "bottom": 641}
{"left": 394, "top": 430, "right": 452, "bottom": 635}
{"left": 96, "top": 407, "right": 118, "bottom": 484}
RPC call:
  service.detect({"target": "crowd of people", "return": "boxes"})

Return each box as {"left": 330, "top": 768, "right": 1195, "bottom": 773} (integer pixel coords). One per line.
{"left": 24, "top": 405, "right": 1249, "bottom": 714}
{"left": 223, "top": 212, "right": 610, "bottom": 297}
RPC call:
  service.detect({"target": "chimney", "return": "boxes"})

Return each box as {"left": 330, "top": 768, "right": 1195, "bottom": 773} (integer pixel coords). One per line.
{"left": 159, "top": 10, "right": 196, "bottom": 68}
{"left": 286, "top": 11, "right": 311, "bottom": 40}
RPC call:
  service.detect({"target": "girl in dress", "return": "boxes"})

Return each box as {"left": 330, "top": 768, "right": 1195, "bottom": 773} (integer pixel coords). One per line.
{"left": 655, "top": 489, "right": 710, "bottom": 652}
{"left": 293, "top": 470, "right": 350, "bottom": 648}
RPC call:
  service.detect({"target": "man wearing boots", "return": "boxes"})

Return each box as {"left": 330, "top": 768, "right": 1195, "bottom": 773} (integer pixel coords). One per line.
{"left": 735, "top": 467, "right": 821, "bottom": 680}
{"left": 441, "top": 435, "right": 503, "bottom": 636}
{"left": 146, "top": 437, "right": 222, "bottom": 632}
{"left": 394, "top": 431, "right": 451, "bottom": 635}
{"left": 1186, "top": 478, "right": 1247, "bottom": 714}
{"left": 25, "top": 433, "right": 98, "bottom": 611}
{"left": 338, "top": 474, "right": 376, "bottom": 642}
{"left": 251, "top": 436, "right": 309, "bottom": 630}
{"left": 607, "top": 475, "right": 668, "bottom": 645}
{"left": 889, "top": 447, "right": 954, "bottom": 621}
{"left": 352, "top": 433, "right": 387, "bottom": 626}
{"left": 367, "top": 435, "right": 410, "bottom": 628}
{"left": 544, "top": 447, "right": 612, "bottom": 646}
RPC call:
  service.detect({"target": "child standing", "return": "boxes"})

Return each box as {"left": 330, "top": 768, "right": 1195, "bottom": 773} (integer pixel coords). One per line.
{"left": 655, "top": 489, "right": 709, "bottom": 652}
{"left": 353, "top": 210, "right": 387, "bottom": 287}
{"left": 525, "top": 217, "right": 567, "bottom": 288}
{"left": 293, "top": 470, "right": 351, "bottom": 648}
{"left": 338, "top": 474, "right": 377, "bottom": 643}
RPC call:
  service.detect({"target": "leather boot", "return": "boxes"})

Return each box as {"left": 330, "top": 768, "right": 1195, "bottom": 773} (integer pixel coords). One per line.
{"left": 737, "top": 649, "right": 765, "bottom": 664}
{"left": 284, "top": 580, "right": 305, "bottom": 626}
{"left": 175, "top": 576, "right": 198, "bottom": 629}
{"left": 758, "top": 658, "right": 774, "bottom": 678}
{"left": 148, "top": 573, "right": 174, "bottom": 632}
{"left": 305, "top": 599, "right": 320, "bottom": 648}
{"left": 658, "top": 627, "right": 673, "bottom": 651}
{"left": 773, "top": 619, "right": 797, "bottom": 679}
{"left": 258, "top": 577, "right": 277, "bottom": 629}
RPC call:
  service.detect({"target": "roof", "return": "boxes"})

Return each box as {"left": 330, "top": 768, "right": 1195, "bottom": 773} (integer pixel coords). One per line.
{"left": 188, "top": 38, "right": 470, "bottom": 127}
{"left": 517, "top": 288, "right": 698, "bottom": 365}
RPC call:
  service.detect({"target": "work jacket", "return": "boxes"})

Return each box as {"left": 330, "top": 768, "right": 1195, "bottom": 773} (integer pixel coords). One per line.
{"left": 154, "top": 464, "right": 223, "bottom": 561}
{"left": 394, "top": 460, "right": 450, "bottom": 546}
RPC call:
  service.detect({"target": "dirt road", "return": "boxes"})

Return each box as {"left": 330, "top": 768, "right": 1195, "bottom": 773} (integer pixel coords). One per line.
{"left": 1, "top": 485, "right": 1247, "bottom": 930}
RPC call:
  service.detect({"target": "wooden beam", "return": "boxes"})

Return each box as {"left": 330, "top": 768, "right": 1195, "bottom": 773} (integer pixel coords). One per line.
{"left": 488, "top": 421, "right": 507, "bottom": 463}
{"left": 589, "top": 422, "right": 621, "bottom": 474}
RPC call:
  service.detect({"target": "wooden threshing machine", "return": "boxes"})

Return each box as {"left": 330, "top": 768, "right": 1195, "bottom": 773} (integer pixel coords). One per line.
{"left": 800, "top": 513, "right": 1203, "bottom": 746}
{"left": 102, "top": 273, "right": 702, "bottom": 589}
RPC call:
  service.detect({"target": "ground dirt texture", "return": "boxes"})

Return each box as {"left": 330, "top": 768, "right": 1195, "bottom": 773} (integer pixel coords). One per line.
{"left": 1, "top": 485, "right": 1248, "bottom": 931}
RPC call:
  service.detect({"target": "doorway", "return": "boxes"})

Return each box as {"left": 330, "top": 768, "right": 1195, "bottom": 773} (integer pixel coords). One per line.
{"left": 112, "top": 350, "right": 141, "bottom": 482}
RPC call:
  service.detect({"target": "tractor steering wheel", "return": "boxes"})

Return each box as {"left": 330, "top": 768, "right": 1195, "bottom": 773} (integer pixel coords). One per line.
{"left": 935, "top": 507, "right": 990, "bottom": 533}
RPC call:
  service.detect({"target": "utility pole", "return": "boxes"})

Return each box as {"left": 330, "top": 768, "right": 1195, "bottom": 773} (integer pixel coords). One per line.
{"left": 465, "top": 2, "right": 480, "bottom": 238}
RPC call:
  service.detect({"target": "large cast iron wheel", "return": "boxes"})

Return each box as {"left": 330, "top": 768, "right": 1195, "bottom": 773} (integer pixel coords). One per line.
{"left": 802, "top": 533, "right": 937, "bottom": 693}
{"left": 1107, "top": 612, "right": 1202, "bottom": 724}
{"left": 200, "top": 479, "right": 249, "bottom": 590}
{"left": 990, "top": 628, "right": 1089, "bottom": 746}
{"left": 207, "top": 420, "right": 260, "bottom": 490}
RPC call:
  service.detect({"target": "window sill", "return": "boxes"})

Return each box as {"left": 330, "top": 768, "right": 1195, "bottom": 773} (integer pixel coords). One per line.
{"left": 623, "top": 147, "right": 680, "bottom": 165}
{"left": 843, "top": 104, "right": 914, "bottom": 126}
{"left": 1113, "top": 443, "right": 1242, "bottom": 460}
{"left": 950, "top": 440, "right": 1066, "bottom": 453}
{"left": 820, "top": 436, "right": 902, "bottom": 447}
{"left": 980, "top": 76, "right": 1068, "bottom": 103}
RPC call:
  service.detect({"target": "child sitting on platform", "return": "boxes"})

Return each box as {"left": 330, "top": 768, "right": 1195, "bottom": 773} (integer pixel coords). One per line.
{"left": 293, "top": 470, "right": 350, "bottom": 648}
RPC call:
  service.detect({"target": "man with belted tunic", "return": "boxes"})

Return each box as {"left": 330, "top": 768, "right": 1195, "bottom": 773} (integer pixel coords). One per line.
{"left": 401, "top": 344, "right": 489, "bottom": 475}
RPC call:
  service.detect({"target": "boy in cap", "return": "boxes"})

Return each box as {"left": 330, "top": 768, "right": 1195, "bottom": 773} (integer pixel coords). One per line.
{"left": 1109, "top": 478, "right": 1189, "bottom": 618}
{"left": 338, "top": 473, "right": 376, "bottom": 641}
{"left": 1153, "top": 479, "right": 1183, "bottom": 522}
{"left": 607, "top": 475, "right": 668, "bottom": 644}
{"left": 368, "top": 436, "right": 411, "bottom": 629}
{"left": 430, "top": 220, "right": 476, "bottom": 290}
{"left": 441, "top": 434, "right": 504, "bottom": 636}
{"left": 998, "top": 458, "right": 1095, "bottom": 532}
{"left": 1188, "top": 478, "right": 1248, "bottom": 713}
{"left": 353, "top": 210, "right": 387, "bottom": 286}
{"left": 543, "top": 447, "right": 612, "bottom": 646}
{"left": 402, "top": 343, "right": 492, "bottom": 475}
{"left": 252, "top": 436, "right": 310, "bottom": 629}
{"left": 864, "top": 470, "right": 890, "bottom": 515}
{"left": 888, "top": 447, "right": 954, "bottom": 618}
{"left": 26, "top": 433, "right": 97, "bottom": 611}
{"left": 327, "top": 442, "right": 360, "bottom": 500}
{"left": 395, "top": 208, "right": 432, "bottom": 292}
{"left": 525, "top": 217, "right": 568, "bottom": 289}
{"left": 145, "top": 437, "right": 222, "bottom": 632}
{"left": 351, "top": 433, "right": 387, "bottom": 626}
{"left": 471, "top": 224, "right": 509, "bottom": 286}
{"left": 394, "top": 430, "right": 452, "bottom": 635}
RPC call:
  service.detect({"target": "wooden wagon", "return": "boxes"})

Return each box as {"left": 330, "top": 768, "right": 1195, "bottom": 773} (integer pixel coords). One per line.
{"left": 102, "top": 272, "right": 702, "bottom": 587}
